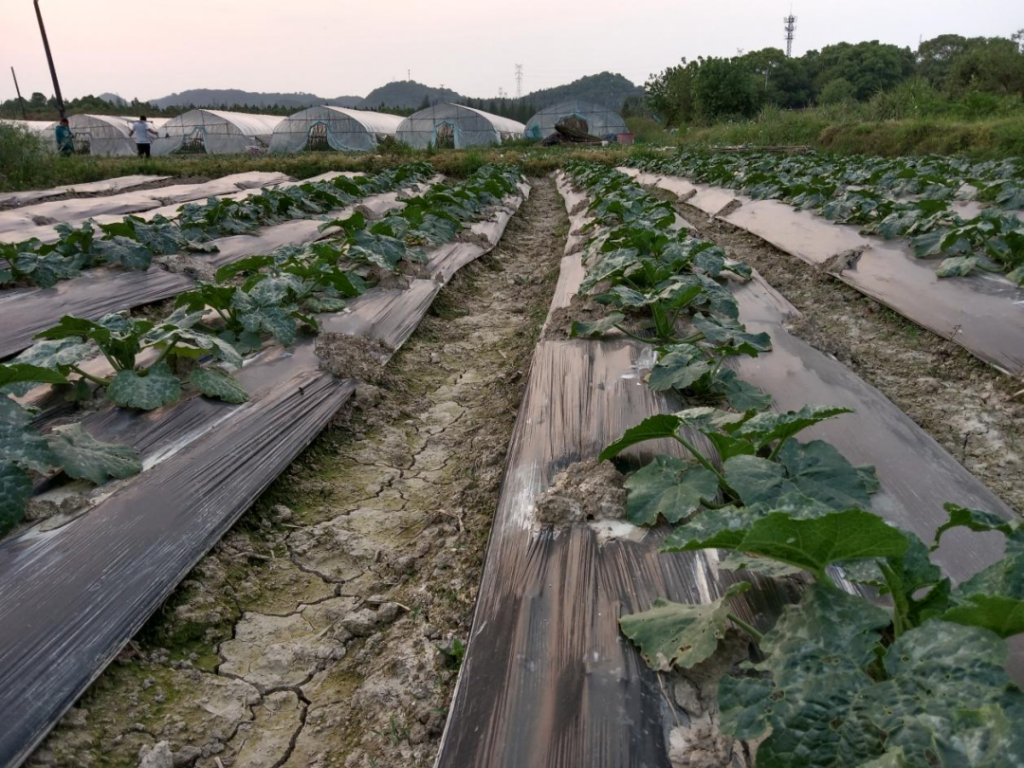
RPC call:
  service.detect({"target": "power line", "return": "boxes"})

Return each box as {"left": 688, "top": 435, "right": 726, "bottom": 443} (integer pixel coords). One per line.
{"left": 515, "top": 64, "right": 523, "bottom": 99}
{"left": 784, "top": 11, "right": 797, "bottom": 58}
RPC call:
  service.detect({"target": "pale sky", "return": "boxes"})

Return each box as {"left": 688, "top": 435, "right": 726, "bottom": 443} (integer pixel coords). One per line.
{"left": 2, "top": 0, "right": 1020, "bottom": 103}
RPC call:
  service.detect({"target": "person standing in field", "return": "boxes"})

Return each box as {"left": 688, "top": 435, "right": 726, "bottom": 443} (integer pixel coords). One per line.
{"left": 55, "top": 118, "right": 74, "bottom": 156}
{"left": 128, "top": 115, "right": 158, "bottom": 158}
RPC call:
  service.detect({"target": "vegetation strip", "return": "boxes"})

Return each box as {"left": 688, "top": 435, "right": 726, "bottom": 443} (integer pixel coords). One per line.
{"left": 562, "top": 161, "right": 1024, "bottom": 766}
{"left": 624, "top": 158, "right": 1024, "bottom": 375}
{"left": 29, "top": 176, "right": 563, "bottom": 768}
{"left": 630, "top": 150, "right": 1024, "bottom": 283}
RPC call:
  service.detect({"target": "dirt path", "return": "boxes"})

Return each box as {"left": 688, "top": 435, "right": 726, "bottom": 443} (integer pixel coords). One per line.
{"left": 28, "top": 177, "right": 567, "bottom": 768}
{"left": 668, "top": 194, "right": 1024, "bottom": 516}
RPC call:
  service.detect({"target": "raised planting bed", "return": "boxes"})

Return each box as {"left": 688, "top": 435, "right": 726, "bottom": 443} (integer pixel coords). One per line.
{"left": 437, "top": 163, "right": 1022, "bottom": 768}
{"left": 0, "top": 166, "right": 529, "bottom": 768}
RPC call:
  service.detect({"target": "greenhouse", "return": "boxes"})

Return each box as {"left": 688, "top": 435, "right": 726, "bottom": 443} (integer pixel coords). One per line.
{"left": 270, "top": 106, "right": 404, "bottom": 153}
{"left": 152, "top": 109, "right": 284, "bottom": 156}
{"left": 525, "top": 99, "right": 630, "bottom": 143}
{"left": 66, "top": 114, "right": 169, "bottom": 156}
{"left": 396, "top": 104, "right": 524, "bottom": 149}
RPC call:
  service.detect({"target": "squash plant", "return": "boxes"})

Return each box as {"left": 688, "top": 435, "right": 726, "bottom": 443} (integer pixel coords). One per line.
{"left": 0, "top": 363, "right": 142, "bottom": 535}
{"left": 566, "top": 162, "right": 1024, "bottom": 767}
{"left": 632, "top": 150, "right": 1024, "bottom": 284}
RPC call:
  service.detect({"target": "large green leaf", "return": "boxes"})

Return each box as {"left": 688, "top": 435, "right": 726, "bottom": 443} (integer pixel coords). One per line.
{"left": 720, "top": 582, "right": 1024, "bottom": 767}
{"left": 106, "top": 363, "right": 181, "bottom": 411}
{"left": 0, "top": 462, "right": 33, "bottom": 535}
{"left": 6, "top": 339, "right": 94, "bottom": 396}
{"left": 933, "top": 503, "right": 1014, "bottom": 547}
{"left": 599, "top": 414, "right": 681, "bottom": 461}
{"left": 46, "top": 423, "right": 142, "bottom": 485}
{"left": 619, "top": 582, "right": 750, "bottom": 671}
{"left": 731, "top": 405, "right": 853, "bottom": 451}
{"left": 623, "top": 456, "right": 718, "bottom": 525}
{"left": 0, "top": 405, "right": 55, "bottom": 473}
{"left": 93, "top": 236, "right": 153, "bottom": 270}
{"left": 189, "top": 367, "right": 249, "bottom": 404}
{"left": 936, "top": 255, "right": 978, "bottom": 278}
{"left": 569, "top": 313, "right": 625, "bottom": 339}
{"left": 941, "top": 595, "right": 1024, "bottom": 639}
{"left": 646, "top": 345, "right": 712, "bottom": 391}
{"left": 664, "top": 508, "right": 908, "bottom": 582}
{"left": 722, "top": 441, "right": 877, "bottom": 512}
{"left": 714, "top": 369, "right": 772, "bottom": 411}
{"left": 0, "top": 363, "right": 68, "bottom": 390}
{"left": 692, "top": 314, "right": 771, "bottom": 354}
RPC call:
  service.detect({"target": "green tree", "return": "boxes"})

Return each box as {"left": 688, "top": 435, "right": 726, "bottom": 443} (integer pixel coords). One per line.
{"left": 691, "top": 57, "right": 759, "bottom": 121}
{"left": 946, "top": 37, "right": 1024, "bottom": 96}
{"left": 645, "top": 59, "right": 697, "bottom": 125}
{"left": 813, "top": 41, "right": 916, "bottom": 100}
{"left": 818, "top": 78, "right": 857, "bottom": 104}
{"left": 917, "top": 34, "right": 973, "bottom": 88}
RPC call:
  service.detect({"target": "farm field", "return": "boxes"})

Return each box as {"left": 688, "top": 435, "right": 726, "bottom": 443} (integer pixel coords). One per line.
{"left": 1, "top": 145, "right": 1023, "bottom": 768}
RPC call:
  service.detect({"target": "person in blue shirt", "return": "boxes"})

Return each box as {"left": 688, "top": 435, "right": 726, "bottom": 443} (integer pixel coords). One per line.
{"left": 55, "top": 118, "right": 74, "bottom": 156}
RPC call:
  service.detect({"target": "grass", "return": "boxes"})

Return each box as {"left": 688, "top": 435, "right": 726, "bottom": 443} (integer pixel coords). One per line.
{"left": 626, "top": 109, "right": 1024, "bottom": 159}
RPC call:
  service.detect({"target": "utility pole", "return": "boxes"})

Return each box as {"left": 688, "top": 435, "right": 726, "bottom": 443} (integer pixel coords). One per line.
{"left": 34, "top": 0, "right": 66, "bottom": 118}
{"left": 784, "top": 11, "right": 797, "bottom": 58}
{"left": 515, "top": 64, "right": 523, "bottom": 99}
{"left": 10, "top": 67, "right": 28, "bottom": 119}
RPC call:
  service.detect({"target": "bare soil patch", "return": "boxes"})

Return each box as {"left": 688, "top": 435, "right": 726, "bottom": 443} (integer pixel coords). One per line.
{"left": 26, "top": 177, "right": 565, "bottom": 768}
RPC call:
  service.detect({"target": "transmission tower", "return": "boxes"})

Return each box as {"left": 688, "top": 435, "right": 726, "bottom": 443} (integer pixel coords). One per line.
{"left": 784, "top": 12, "right": 797, "bottom": 57}
{"left": 515, "top": 64, "right": 523, "bottom": 99}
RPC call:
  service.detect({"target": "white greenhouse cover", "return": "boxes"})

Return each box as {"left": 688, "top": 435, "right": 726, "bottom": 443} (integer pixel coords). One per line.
{"left": 152, "top": 109, "right": 284, "bottom": 156}
{"left": 270, "top": 106, "right": 404, "bottom": 153}
{"left": 396, "top": 104, "right": 524, "bottom": 149}
{"left": 66, "top": 115, "right": 169, "bottom": 157}
{"left": 525, "top": 100, "right": 629, "bottom": 141}
{"left": 1, "top": 119, "right": 57, "bottom": 151}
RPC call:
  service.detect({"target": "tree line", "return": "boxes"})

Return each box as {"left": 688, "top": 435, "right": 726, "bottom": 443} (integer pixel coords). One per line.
{"left": 645, "top": 32, "right": 1024, "bottom": 125}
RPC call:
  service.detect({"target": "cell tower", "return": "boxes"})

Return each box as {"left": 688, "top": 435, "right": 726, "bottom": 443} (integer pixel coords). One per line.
{"left": 515, "top": 64, "right": 523, "bottom": 99}
{"left": 784, "top": 11, "right": 797, "bottom": 57}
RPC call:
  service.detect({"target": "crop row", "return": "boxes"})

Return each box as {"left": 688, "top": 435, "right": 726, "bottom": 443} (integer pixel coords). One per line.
{"left": 0, "top": 163, "right": 524, "bottom": 538}
{"left": 0, "top": 163, "right": 434, "bottom": 289}
{"left": 563, "top": 159, "right": 1023, "bottom": 767}
{"left": 631, "top": 150, "right": 1024, "bottom": 284}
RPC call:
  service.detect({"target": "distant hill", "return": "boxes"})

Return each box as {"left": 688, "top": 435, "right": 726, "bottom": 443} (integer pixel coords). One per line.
{"left": 133, "top": 73, "right": 640, "bottom": 117}
{"left": 523, "top": 72, "right": 642, "bottom": 110}
{"left": 97, "top": 92, "right": 128, "bottom": 106}
{"left": 149, "top": 89, "right": 363, "bottom": 110}
{"left": 361, "top": 80, "right": 463, "bottom": 110}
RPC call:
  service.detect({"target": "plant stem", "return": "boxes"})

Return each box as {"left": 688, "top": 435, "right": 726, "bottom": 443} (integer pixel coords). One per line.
{"left": 148, "top": 338, "right": 178, "bottom": 371}
{"left": 672, "top": 433, "right": 731, "bottom": 490}
{"left": 69, "top": 365, "right": 111, "bottom": 387}
{"left": 727, "top": 613, "right": 764, "bottom": 643}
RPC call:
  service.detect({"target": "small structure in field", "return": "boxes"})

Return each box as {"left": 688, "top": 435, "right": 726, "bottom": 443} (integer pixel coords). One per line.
{"left": 152, "top": 110, "right": 284, "bottom": 156}
{"left": 66, "top": 114, "right": 169, "bottom": 156}
{"left": 270, "top": 106, "right": 404, "bottom": 153}
{"left": 396, "top": 104, "right": 524, "bottom": 149}
{"left": 525, "top": 100, "right": 630, "bottom": 144}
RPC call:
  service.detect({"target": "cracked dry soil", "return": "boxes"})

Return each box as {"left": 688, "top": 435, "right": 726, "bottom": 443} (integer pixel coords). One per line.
{"left": 28, "top": 177, "right": 567, "bottom": 768}
{"left": 665, "top": 193, "right": 1024, "bottom": 516}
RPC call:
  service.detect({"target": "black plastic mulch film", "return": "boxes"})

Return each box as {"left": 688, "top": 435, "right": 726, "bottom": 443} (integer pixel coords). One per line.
{"left": 0, "top": 181, "right": 528, "bottom": 768}
{"left": 434, "top": 172, "right": 1017, "bottom": 768}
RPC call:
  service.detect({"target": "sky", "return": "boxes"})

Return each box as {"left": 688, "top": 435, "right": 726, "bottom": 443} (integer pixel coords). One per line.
{"left": 2, "top": 0, "right": 1021, "bottom": 103}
